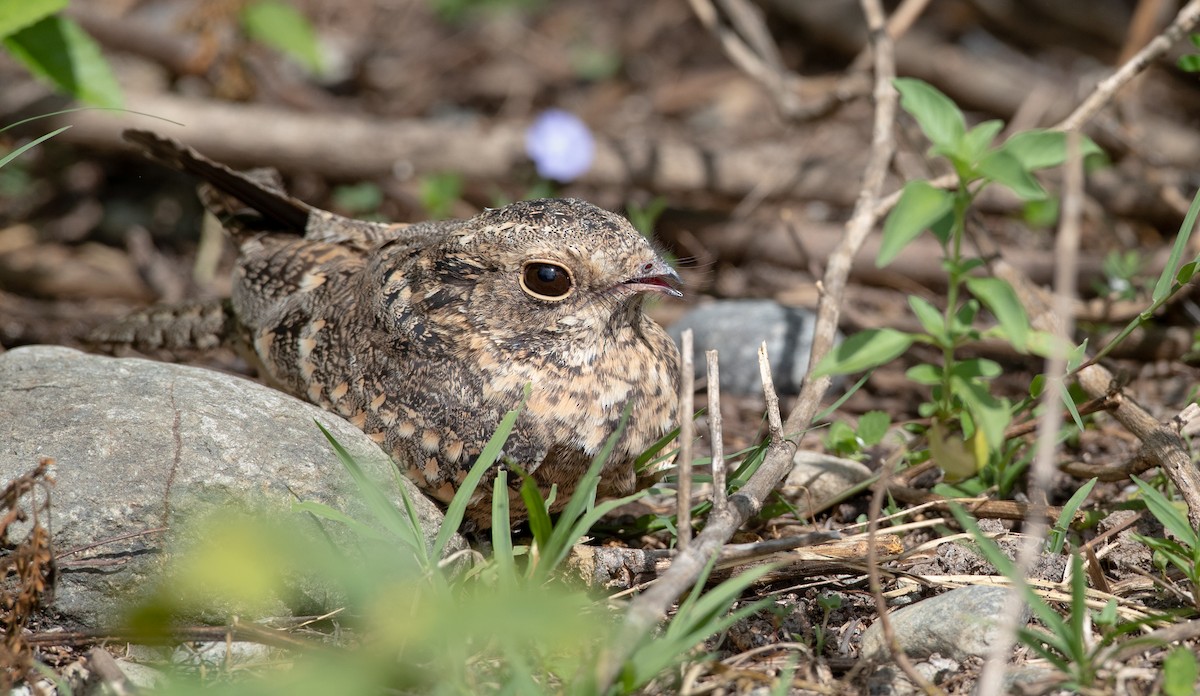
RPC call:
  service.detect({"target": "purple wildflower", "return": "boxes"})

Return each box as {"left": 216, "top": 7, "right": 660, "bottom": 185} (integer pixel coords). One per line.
{"left": 524, "top": 109, "right": 595, "bottom": 182}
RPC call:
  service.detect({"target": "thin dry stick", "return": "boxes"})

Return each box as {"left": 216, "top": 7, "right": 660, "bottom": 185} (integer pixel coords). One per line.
{"left": 678, "top": 329, "right": 696, "bottom": 551}
{"left": 976, "top": 132, "right": 1085, "bottom": 696}
{"left": 866, "top": 458, "right": 945, "bottom": 696}
{"left": 758, "top": 343, "right": 784, "bottom": 441}
{"left": 1055, "top": 0, "right": 1200, "bottom": 132}
{"left": 686, "top": 0, "right": 801, "bottom": 116}
{"left": 846, "top": 0, "right": 933, "bottom": 71}
{"left": 594, "top": 0, "right": 897, "bottom": 687}
{"left": 706, "top": 350, "right": 728, "bottom": 513}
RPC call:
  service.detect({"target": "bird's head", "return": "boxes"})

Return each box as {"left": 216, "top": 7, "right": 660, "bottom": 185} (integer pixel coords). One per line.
{"left": 433, "top": 199, "right": 681, "bottom": 355}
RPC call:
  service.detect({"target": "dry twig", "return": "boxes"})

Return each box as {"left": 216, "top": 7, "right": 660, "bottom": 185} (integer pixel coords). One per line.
{"left": 705, "top": 350, "right": 727, "bottom": 514}
{"left": 594, "top": 0, "right": 899, "bottom": 686}
{"left": 677, "top": 329, "right": 695, "bottom": 551}
{"left": 1055, "top": 0, "right": 1200, "bottom": 132}
{"left": 977, "top": 131, "right": 1085, "bottom": 696}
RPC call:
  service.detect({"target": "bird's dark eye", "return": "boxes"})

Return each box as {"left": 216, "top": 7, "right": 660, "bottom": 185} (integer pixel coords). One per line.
{"left": 520, "top": 261, "right": 574, "bottom": 300}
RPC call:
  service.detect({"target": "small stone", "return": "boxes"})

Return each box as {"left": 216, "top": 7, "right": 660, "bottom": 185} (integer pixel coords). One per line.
{"left": 781, "top": 451, "right": 872, "bottom": 509}
{"left": 860, "top": 585, "right": 1029, "bottom": 662}
{"left": 668, "top": 299, "right": 819, "bottom": 395}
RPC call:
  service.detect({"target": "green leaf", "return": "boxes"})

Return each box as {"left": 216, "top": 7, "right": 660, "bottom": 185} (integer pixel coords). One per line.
{"left": 812, "top": 328, "right": 915, "bottom": 377}
{"left": 1178, "top": 54, "right": 1200, "bottom": 73}
{"left": 908, "top": 296, "right": 948, "bottom": 345}
{"left": 951, "top": 298, "right": 980, "bottom": 336}
{"left": 950, "top": 358, "right": 1002, "bottom": 380}
{"left": 241, "top": 0, "right": 323, "bottom": 75}
{"left": 977, "top": 149, "right": 1046, "bottom": 200}
{"left": 1178, "top": 260, "right": 1198, "bottom": 285}
{"left": 3, "top": 15, "right": 122, "bottom": 107}
{"left": 1163, "top": 647, "right": 1199, "bottom": 696}
{"left": 893, "top": 77, "right": 965, "bottom": 153}
{"left": 0, "top": 0, "right": 66, "bottom": 39}
{"left": 1022, "top": 198, "right": 1059, "bottom": 228}
{"left": 856, "top": 411, "right": 890, "bottom": 446}
{"left": 878, "top": 181, "right": 954, "bottom": 267}
{"left": 1048, "top": 477, "right": 1096, "bottom": 554}
{"left": 929, "top": 208, "right": 955, "bottom": 246}
{"left": 1131, "top": 476, "right": 1199, "bottom": 547}
{"left": 419, "top": 172, "right": 464, "bottom": 220}
{"left": 964, "top": 277, "right": 1030, "bottom": 351}
{"left": 999, "top": 130, "right": 1105, "bottom": 171}
{"left": 961, "top": 119, "right": 1004, "bottom": 164}
{"left": 905, "top": 364, "right": 941, "bottom": 386}
{"left": 332, "top": 182, "right": 383, "bottom": 216}
{"left": 950, "top": 377, "right": 1011, "bottom": 452}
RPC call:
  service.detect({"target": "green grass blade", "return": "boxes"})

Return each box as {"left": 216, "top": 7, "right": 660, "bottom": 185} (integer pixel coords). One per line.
{"left": 1131, "top": 476, "right": 1198, "bottom": 546}
{"left": 491, "top": 470, "right": 516, "bottom": 586}
{"left": 1049, "top": 477, "right": 1096, "bottom": 554}
{"left": 1153, "top": 185, "right": 1200, "bottom": 302}
{"left": 316, "top": 420, "right": 424, "bottom": 553}
{"left": 950, "top": 504, "right": 1068, "bottom": 635}
{"left": 532, "top": 405, "right": 632, "bottom": 580}
{"left": 1067, "top": 550, "right": 1088, "bottom": 663}
{"left": 0, "top": 125, "right": 69, "bottom": 169}
{"left": 519, "top": 470, "right": 554, "bottom": 551}
{"left": 291, "top": 500, "right": 387, "bottom": 542}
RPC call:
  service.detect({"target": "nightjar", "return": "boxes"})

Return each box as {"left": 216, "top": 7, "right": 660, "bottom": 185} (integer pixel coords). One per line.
{"left": 109, "top": 130, "right": 681, "bottom": 529}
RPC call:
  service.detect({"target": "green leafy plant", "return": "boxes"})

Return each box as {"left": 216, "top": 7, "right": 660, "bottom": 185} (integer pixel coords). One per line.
{"left": 0, "top": 0, "right": 121, "bottom": 107}
{"left": 812, "top": 592, "right": 843, "bottom": 655}
{"left": 240, "top": 0, "right": 324, "bottom": 76}
{"left": 814, "top": 77, "right": 1103, "bottom": 486}
{"left": 1129, "top": 476, "right": 1200, "bottom": 611}
{"left": 1046, "top": 476, "right": 1097, "bottom": 554}
{"left": 419, "top": 172, "right": 464, "bottom": 220}
{"left": 127, "top": 395, "right": 766, "bottom": 695}
{"left": 1162, "top": 646, "right": 1199, "bottom": 696}
{"left": 331, "top": 182, "right": 385, "bottom": 219}
{"left": 824, "top": 410, "right": 890, "bottom": 460}
{"left": 1094, "top": 249, "right": 1145, "bottom": 301}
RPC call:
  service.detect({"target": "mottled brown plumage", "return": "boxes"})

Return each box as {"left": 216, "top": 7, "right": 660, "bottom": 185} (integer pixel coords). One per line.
{"left": 112, "top": 130, "right": 681, "bottom": 529}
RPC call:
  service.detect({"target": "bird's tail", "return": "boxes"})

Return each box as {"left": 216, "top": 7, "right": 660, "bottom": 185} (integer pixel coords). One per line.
{"left": 86, "top": 299, "right": 241, "bottom": 356}
{"left": 122, "top": 129, "right": 312, "bottom": 239}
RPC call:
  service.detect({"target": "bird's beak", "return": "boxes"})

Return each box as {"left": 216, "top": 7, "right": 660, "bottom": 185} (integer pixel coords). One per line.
{"left": 622, "top": 259, "right": 683, "bottom": 298}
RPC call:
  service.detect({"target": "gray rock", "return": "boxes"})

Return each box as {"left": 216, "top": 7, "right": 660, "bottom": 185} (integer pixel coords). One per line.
{"left": 860, "top": 585, "right": 1029, "bottom": 662}
{"left": 0, "top": 346, "right": 450, "bottom": 628}
{"left": 781, "top": 451, "right": 872, "bottom": 509}
{"left": 668, "top": 299, "right": 819, "bottom": 395}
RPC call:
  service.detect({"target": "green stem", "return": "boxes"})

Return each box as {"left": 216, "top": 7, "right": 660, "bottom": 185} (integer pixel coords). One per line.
{"left": 938, "top": 186, "right": 973, "bottom": 419}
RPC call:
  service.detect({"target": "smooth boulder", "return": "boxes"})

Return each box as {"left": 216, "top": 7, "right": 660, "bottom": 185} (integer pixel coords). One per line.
{"left": 0, "top": 345, "right": 448, "bottom": 628}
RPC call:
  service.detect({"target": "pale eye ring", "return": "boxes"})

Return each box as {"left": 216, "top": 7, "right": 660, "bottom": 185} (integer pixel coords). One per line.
{"left": 519, "top": 261, "right": 574, "bottom": 300}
